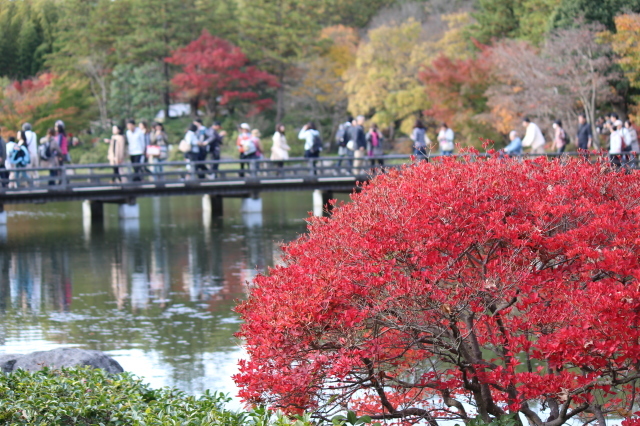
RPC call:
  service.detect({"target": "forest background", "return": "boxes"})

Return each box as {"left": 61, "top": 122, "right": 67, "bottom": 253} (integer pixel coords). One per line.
{"left": 2, "top": 0, "right": 640, "bottom": 162}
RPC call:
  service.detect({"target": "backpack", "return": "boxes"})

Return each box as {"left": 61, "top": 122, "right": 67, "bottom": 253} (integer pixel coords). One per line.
{"left": 311, "top": 132, "right": 323, "bottom": 153}
{"left": 241, "top": 137, "right": 257, "bottom": 155}
{"left": 178, "top": 139, "right": 192, "bottom": 153}
{"left": 39, "top": 141, "right": 51, "bottom": 161}
{"left": 335, "top": 123, "right": 350, "bottom": 147}
{"left": 11, "top": 145, "right": 29, "bottom": 167}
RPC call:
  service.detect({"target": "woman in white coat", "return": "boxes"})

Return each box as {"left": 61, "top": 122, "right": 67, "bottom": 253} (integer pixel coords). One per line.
{"left": 270, "top": 124, "right": 290, "bottom": 173}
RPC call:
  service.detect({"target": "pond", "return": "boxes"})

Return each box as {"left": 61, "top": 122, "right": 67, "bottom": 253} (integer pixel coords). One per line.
{"left": 0, "top": 191, "right": 332, "bottom": 406}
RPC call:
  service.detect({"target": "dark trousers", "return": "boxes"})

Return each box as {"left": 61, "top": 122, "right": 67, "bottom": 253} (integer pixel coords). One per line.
{"left": 209, "top": 146, "right": 221, "bottom": 172}
{"left": 305, "top": 150, "right": 320, "bottom": 175}
{"left": 49, "top": 169, "right": 60, "bottom": 186}
{"left": 0, "top": 165, "right": 7, "bottom": 187}
{"left": 130, "top": 154, "right": 144, "bottom": 181}
{"left": 239, "top": 152, "right": 257, "bottom": 177}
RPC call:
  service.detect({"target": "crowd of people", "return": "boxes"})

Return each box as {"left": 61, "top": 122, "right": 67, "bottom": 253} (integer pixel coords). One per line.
{"left": 502, "top": 113, "right": 639, "bottom": 167}
{"left": 1, "top": 112, "right": 637, "bottom": 188}
{"left": 0, "top": 121, "right": 70, "bottom": 187}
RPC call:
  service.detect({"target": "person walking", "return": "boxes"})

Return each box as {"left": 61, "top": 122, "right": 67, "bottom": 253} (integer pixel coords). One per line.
{"left": 552, "top": 120, "right": 569, "bottom": 154}
{"left": 5, "top": 136, "right": 16, "bottom": 188}
{"left": 336, "top": 116, "right": 352, "bottom": 171}
{"left": 148, "top": 122, "right": 168, "bottom": 178}
{"left": 350, "top": 116, "right": 366, "bottom": 173}
{"left": 183, "top": 123, "right": 202, "bottom": 179}
{"left": 104, "top": 125, "right": 126, "bottom": 182}
{"left": 40, "top": 128, "right": 62, "bottom": 185}
{"left": 299, "top": 121, "right": 322, "bottom": 174}
{"left": 625, "top": 120, "right": 639, "bottom": 168}
{"left": 521, "top": 117, "right": 546, "bottom": 155}
{"left": 437, "top": 123, "right": 455, "bottom": 156}
{"left": 56, "top": 122, "right": 69, "bottom": 164}
{"left": 126, "top": 120, "right": 146, "bottom": 181}
{"left": 503, "top": 130, "right": 523, "bottom": 156}
{"left": 576, "top": 114, "right": 593, "bottom": 152}
{"left": 236, "top": 123, "right": 258, "bottom": 177}
{"left": 609, "top": 120, "right": 624, "bottom": 169}
{"left": 0, "top": 135, "right": 6, "bottom": 187}
{"left": 366, "top": 123, "right": 384, "bottom": 166}
{"left": 10, "top": 132, "right": 31, "bottom": 187}
{"left": 206, "top": 121, "right": 225, "bottom": 176}
{"left": 271, "top": 124, "right": 290, "bottom": 174}
{"left": 193, "top": 118, "right": 209, "bottom": 176}
{"left": 411, "top": 119, "right": 430, "bottom": 160}
{"left": 22, "top": 123, "right": 38, "bottom": 182}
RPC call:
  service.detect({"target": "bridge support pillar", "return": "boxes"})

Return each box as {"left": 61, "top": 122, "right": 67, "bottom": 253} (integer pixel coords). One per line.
{"left": 313, "top": 190, "right": 334, "bottom": 217}
{"left": 241, "top": 196, "right": 262, "bottom": 213}
{"left": 118, "top": 200, "right": 140, "bottom": 219}
{"left": 0, "top": 205, "right": 6, "bottom": 225}
{"left": 82, "top": 200, "right": 104, "bottom": 223}
{"left": 202, "top": 194, "right": 223, "bottom": 217}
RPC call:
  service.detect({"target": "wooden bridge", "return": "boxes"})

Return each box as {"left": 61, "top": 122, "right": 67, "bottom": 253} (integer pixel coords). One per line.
{"left": 0, "top": 152, "right": 633, "bottom": 225}
{"left": 0, "top": 155, "right": 414, "bottom": 223}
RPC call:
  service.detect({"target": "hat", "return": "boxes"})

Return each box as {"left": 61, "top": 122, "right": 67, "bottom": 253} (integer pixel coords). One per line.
{"left": 614, "top": 120, "right": 623, "bottom": 127}
{"left": 240, "top": 123, "right": 251, "bottom": 130}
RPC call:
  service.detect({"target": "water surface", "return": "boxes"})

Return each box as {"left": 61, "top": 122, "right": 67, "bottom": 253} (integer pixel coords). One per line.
{"left": 0, "top": 192, "right": 325, "bottom": 403}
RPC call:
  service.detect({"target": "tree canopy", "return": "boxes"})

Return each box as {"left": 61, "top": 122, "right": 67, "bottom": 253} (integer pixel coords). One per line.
{"left": 236, "top": 156, "right": 640, "bottom": 425}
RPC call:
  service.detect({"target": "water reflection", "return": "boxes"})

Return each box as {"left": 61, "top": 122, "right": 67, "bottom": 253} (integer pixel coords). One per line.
{"left": 0, "top": 194, "right": 310, "bottom": 397}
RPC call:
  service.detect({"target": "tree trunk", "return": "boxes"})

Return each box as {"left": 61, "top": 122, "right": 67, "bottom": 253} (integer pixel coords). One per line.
{"left": 163, "top": 60, "right": 171, "bottom": 121}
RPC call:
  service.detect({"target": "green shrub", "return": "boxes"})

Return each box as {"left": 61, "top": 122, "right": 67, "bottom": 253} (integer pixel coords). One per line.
{"left": 0, "top": 367, "right": 250, "bottom": 425}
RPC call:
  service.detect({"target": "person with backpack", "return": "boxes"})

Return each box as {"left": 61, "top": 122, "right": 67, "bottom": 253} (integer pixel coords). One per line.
{"left": 40, "top": 128, "right": 62, "bottom": 185}
{"left": 335, "top": 117, "right": 352, "bottom": 171}
{"left": 552, "top": 120, "right": 570, "bottom": 154}
{"left": 298, "top": 121, "right": 322, "bottom": 174}
{"left": 10, "top": 132, "right": 31, "bottom": 187}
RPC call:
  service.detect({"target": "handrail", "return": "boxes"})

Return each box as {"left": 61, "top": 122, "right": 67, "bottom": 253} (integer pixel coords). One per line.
{"left": 0, "top": 152, "right": 636, "bottom": 193}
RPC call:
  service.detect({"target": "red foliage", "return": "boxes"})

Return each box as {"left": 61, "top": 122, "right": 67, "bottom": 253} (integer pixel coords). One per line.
{"left": 166, "top": 30, "right": 278, "bottom": 116}
{"left": 235, "top": 156, "right": 640, "bottom": 425}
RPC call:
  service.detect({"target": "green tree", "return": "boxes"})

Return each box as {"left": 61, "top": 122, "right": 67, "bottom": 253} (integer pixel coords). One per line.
{"left": 470, "top": 0, "right": 562, "bottom": 45}
{"left": 17, "top": 19, "right": 43, "bottom": 79}
{"left": 552, "top": 0, "right": 640, "bottom": 31}
{"left": 237, "top": 0, "right": 324, "bottom": 123}
{"left": 108, "top": 62, "right": 165, "bottom": 122}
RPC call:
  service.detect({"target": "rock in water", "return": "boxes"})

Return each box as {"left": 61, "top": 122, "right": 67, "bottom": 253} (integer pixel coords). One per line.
{"left": 5, "top": 348, "right": 123, "bottom": 374}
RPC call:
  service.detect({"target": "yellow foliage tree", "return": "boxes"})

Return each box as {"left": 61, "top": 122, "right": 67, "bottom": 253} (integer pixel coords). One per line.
{"left": 343, "top": 19, "right": 432, "bottom": 135}
{"left": 610, "top": 13, "right": 640, "bottom": 121}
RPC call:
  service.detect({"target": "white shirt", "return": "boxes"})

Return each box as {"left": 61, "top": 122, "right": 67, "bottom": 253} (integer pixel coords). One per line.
{"left": 25, "top": 130, "right": 38, "bottom": 165}
{"left": 298, "top": 128, "right": 320, "bottom": 151}
{"left": 437, "top": 128, "right": 454, "bottom": 151}
{"left": 126, "top": 127, "right": 146, "bottom": 155}
{"left": 609, "top": 130, "right": 623, "bottom": 154}
{"left": 521, "top": 122, "right": 545, "bottom": 150}
{"left": 184, "top": 130, "right": 199, "bottom": 153}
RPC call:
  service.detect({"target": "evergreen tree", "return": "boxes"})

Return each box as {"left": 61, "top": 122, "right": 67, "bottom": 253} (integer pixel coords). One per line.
{"left": 237, "top": 0, "right": 324, "bottom": 123}
{"left": 552, "top": 0, "right": 640, "bottom": 31}
{"left": 17, "top": 20, "right": 43, "bottom": 79}
{"left": 0, "top": 2, "right": 20, "bottom": 78}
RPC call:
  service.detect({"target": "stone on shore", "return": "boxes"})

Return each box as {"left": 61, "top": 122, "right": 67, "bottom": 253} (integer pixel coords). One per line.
{"left": 0, "top": 348, "right": 124, "bottom": 374}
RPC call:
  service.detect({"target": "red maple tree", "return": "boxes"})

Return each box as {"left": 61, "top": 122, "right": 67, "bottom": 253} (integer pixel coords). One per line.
{"left": 235, "top": 156, "right": 640, "bottom": 425}
{"left": 166, "top": 30, "right": 278, "bottom": 116}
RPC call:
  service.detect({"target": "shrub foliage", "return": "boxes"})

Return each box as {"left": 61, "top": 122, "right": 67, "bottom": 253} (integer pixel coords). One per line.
{"left": 236, "top": 156, "right": 640, "bottom": 425}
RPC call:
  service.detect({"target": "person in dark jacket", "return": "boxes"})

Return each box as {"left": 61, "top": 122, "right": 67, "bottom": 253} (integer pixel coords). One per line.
{"left": 350, "top": 115, "right": 367, "bottom": 173}
{"left": 0, "top": 136, "right": 6, "bottom": 187}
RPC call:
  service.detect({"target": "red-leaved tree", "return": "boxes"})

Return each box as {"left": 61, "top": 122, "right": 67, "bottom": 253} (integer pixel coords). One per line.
{"left": 166, "top": 30, "right": 278, "bottom": 117}
{"left": 235, "top": 156, "right": 640, "bottom": 426}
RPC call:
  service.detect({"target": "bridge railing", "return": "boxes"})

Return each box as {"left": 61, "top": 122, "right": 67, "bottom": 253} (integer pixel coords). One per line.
{"left": 0, "top": 152, "right": 636, "bottom": 191}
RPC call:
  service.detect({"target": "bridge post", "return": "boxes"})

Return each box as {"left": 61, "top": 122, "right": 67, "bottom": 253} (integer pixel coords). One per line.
{"left": 118, "top": 199, "right": 140, "bottom": 219}
{"left": 241, "top": 193, "right": 262, "bottom": 213}
{"left": 0, "top": 204, "right": 6, "bottom": 225}
{"left": 313, "top": 190, "right": 334, "bottom": 217}
{"left": 202, "top": 194, "right": 223, "bottom": 217}
{"left": 82, "top": 200, "right": 104, "bottom": 223}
